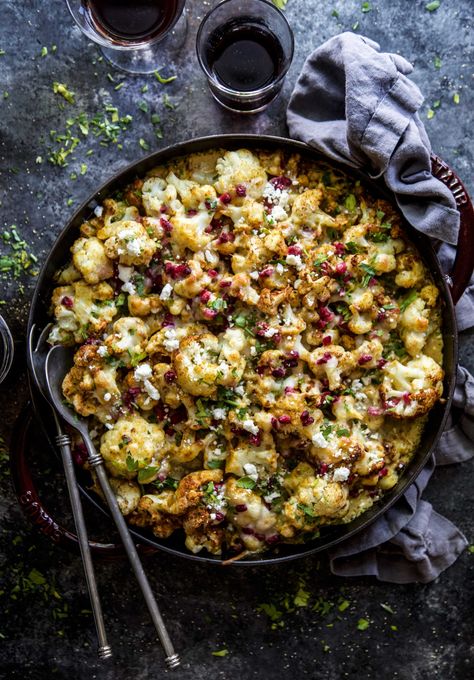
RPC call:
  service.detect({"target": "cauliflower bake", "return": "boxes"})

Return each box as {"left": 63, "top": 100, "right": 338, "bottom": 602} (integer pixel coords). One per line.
{"left": 49, "top": 148, "right": 444, "bottom": 557}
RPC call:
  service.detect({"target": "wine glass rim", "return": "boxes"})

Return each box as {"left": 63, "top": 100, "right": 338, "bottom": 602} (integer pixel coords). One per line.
{"left": 196, "top": 0, "right": 294, "bottom": 98}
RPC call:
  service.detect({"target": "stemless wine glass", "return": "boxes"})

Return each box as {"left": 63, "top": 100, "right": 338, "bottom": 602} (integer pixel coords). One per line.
{"left": 65, "top": 0, "right": 188, "bottom": 74}
{"left": 196, "top": 0, "right": 294, "bottom": 113}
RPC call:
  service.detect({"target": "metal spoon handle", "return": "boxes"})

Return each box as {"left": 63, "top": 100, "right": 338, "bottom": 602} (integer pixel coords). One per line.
{"left": 85, "top": 442, "right": 180, "bottom": 669}
{"left": 55, "top": 432, "right": 112, "bottom": 661}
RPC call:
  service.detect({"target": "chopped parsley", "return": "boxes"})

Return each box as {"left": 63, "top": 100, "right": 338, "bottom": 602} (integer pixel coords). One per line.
{"left": 359, "top": 262, "right": 376, "bottom": 287}
{"left": 125, "top": 454, "right": 139, "bottom": 472}
{"left": 399, "top": 290, "right": 417, "bottom": 312}
{"left": 357, "top": 618, "right": 370, "bottom": 631}
{"left": 236, "top": 476, "right": 257, "bottom": 490}
{"left": 211, "top": 649, "right": 229, "bottom": 657}
{"left": 137, "top": 466, "right": 159, "bottom": 483}
{"left": 53, "top": 82, "right": 75, "bottom": 104}
{"left": 297, "top": 503, "right": 316, "bottom": 518}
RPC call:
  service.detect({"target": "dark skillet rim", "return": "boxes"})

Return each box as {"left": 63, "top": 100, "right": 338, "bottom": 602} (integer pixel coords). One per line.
{"left": 27, "top": 134, "right": 458, "bottom": 565}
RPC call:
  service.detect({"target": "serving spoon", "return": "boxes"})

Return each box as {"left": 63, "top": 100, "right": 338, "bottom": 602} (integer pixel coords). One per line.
{"left": 28, "top": 324, "right": 112, "bottom": 660}
{"left": 44, "top": 342, "right": 180, "bottom": 670}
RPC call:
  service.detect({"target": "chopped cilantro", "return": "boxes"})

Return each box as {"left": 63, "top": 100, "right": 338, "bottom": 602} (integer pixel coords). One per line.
{"left": 425, "top": 1, "right": 440, "bottom": 11}
{"left": 207, "top": 460, "right": 225, "bottom": 469}
{"left": 126, "top": 454, "right": 139, "bottom": 472}
{"left": 314, "top": 254, "right": 328, "bottom": 268}
{"left": 336, "top": 428, "right": 350, "bottom": 437}
{"left": 359, "top": 262, "right": 376, "bottom": 287}
{"left": 211, "top": 649, "right": 229, "bottom": 657}
{"left": 152, "top": 476, "right": 178, "bottom": 492}
{"left": 399, "top": 290, "right": 417, "bottom": 312}
{"left": 137, "top": 466, "right": 159, "bottom": 483}
{"left": 294, "top": 584, "right": 311, "bottom": 607}
{"left": 298, "top": 503, "right": 316, "bottom": 518}
{"left": 361, "top": 2, "right": 371, "bottom": 12}
{"left": 257, "top": 602, "right": 283, "bottom": 622}
{"left": 338, "top": 599, "right": 351, "bottom": 612}
{"left": 114, "top": 82, "right": 125, "bottom": 91}
{"left": 453, "top": 92, "right": 460, "bottom": 105}
{"left": 138, "top": 101, "right": 149, "bottom": 113}
{"left": 151, "top": 113, "right": 161, "bottom": 125}
{"left": 236, "top": 476, "right": 257, "bottom": 490}
{"left": 467, "top": 545, "right": 474, "bottom": 554}
{"left": 163, "top": 93, "right": 175, "bottom": 109}
{"left": 271, "top": 0, "right": 288, "bottom": 8}
{"left": 427, "top": 108, "right": 435, "bottom": 120}
{"left": 345, "top": 241, "right": 362, "bottom": 254}
{"left": 80, "top": 163, "right": 87, "bottom": 175}
{"left": 331, "top": 9, "right": 339, "bottom": 18}
{"left": 40, "top": 46, "right": 48, "bottom": 57}
{"left": 357, "top": 618, "right": 370, "bottom": 630}
{"left": 433, "top": 56, "right": 442, "bottom": 69}
{"left": 139, "top": 138, "right": 149, "bottom": 151}
{"left": 209, "top": 297, "right": 227, "bottom": 312}
{"left": 141, "top": 84, "right": 149, "bottom": 93}
{"left": 52, "top": 82, "right": 75, "bottom": 104}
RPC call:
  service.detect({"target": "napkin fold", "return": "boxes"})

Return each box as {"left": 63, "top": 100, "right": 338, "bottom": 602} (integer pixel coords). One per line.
{"left": 287, "top": 32, "right": 474, "bottom": 583}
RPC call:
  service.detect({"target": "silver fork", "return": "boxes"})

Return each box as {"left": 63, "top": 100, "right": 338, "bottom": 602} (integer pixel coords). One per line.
{"left": 44, "top": 341, "right": 180, "bottom": 670}
{"left": 28, "top": 324, "right": 112, "bottom": 660}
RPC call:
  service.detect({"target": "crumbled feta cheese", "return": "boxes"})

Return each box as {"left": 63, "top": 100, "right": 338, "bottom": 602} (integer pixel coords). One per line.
{"left": 212, "top": 408, "right": 226, "bottom": 420}
{"left": 105, "top": 423, "right": 114, "bottom": 430}
{"left": 250, "top": 346, "right": 257, "bottom": 356}
{"left": 121, "top": 281, "right": 136, "bottom": 295}
{"left": 143, "top": 378, "right": 160, "bottom": 401}
{"left": 276, "top": 263, "right": 285, "bottom": 275}
{"left": 117, "top": 264, "right": 134, "bottom": 283}
{"left": 271, "top": 205, "right": 288, "bottom": 221}
{"left": 94, "top": 205, "right": 103, "bottom": 217}
{"left": 103, "top": 392, "right": 111, "bottom": 402}
{"left": 250, "top": 271, "right": 259, "bottom": 280}
{"left": 134, "top": 363, "right": 153, "bottom": 381}
{"left": 163, "top": 327, "right": 179, "bottom": 352}
{"left": 243, "top": 463, "right": 258, "bottom": 480}
{"left": 235, "top": 385, "right": 245, "bottom": 396}
{"left": 264, "top": 491, "right": 281, "bottom": 503}
{"left": 160, "top": 283, "right": 173, "bottom": 300}
{"left": 333, "top": 466, "right": 350, "bottom": 482}
{"left": 242, "top": 419, "right": 259, "bottom": 435}
{"left": 126, "top": 239, "right": 142, "bottom": 256}
{"left": 312, "top": 432, "right": 328, "bottom": 448}
{"left": 263, "top": 327, "right": 278, "bottom": 338}
{"left": 286, "top": 253, "right": 304, "bottom": 270}
{"left": 97, "top": 345, "right": 108, "bottom": 357}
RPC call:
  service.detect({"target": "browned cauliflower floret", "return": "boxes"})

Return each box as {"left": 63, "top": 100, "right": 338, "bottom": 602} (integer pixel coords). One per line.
{"left": 307, "top": 345, "right": 354, "bottom": 390}
{"left": 215, "top": 149, "right": 267, "bottom": 199}
{"left": 128, "top": 493, "right": 181, "bottom": 538}
{"left": 226, "top": 477, "right": 277, "bottom": 551}
{"left": 173, "top": 333, "right": 220, "bottom": 397}
{"left": 381, "top": 356, "right": 443, "bottom": 418}
{"left": 50, "top": 281, "right": 117, "bottom": 344}
{"left": 104, "top": 317, "right": 149, "bottom": 367}
{"left": 100, "top": 413, "right": 165, "bottom": 478}
{"left": 109, "top": 478, "right": 141, "bottom": 515}
{"left": 395, "top": 252, "right": 425, "bottom": 288}
{"left": 291, "top": 188, "right": 335, "bottom": 233}
{"left": 168, "top": 469, "right": 224, "bottom": 515}
{"left": 183, "top": 507, "right": 224, "bottom": 555}
{"left": 170, "top": 210, "right": 214, "bottom": 252}
{"left": 166, "top": 172, "right": 217, "bottom": 211}
{"left": 141, "top": 176, "right": 178, "bottom": 216}
{"left": 399, "top": 296, "right": 430, "bottom": 356}
{"left": 102, "top": 221, "right": 157, "bottom": 266}
{"left": 71, "top": 236, "right": 114, "bottom": 284}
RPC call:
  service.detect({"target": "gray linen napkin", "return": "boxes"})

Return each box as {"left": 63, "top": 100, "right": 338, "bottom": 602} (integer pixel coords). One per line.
{"left": 286, "top": 32, "right": 474, "bottom": 583}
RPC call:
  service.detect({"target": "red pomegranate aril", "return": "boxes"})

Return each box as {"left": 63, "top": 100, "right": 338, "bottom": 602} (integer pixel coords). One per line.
{"left": 61, "top": 296, "right": 74, "bottom": 308}
{"left": 379, "top": 467, "right": 388, "bottom": 477}
{"left": 358, "top": 354, "right": 372, "bottom": 365}
{"left": 219, "top": 192, "right": 232, "bottom": 204}
{"left": 376, "top": 310, "right": 387, "bottom": 321}
{"left": 367, "top": 406, "right": 383, "bottom": 416}
{"left": 283, "top": 357, "right": 298, "bottom": 369}
{"left": 271, "top": 417, "right": 279, "bottom": 430}
{"left": 187, "top": 209, "right": 197, "bottom": 216}
{"left": 272, "top": 367, "right": 286, "bottom": 379}
{"left": 242, "top": 527, "right": 254, "bottom": 535}
{"left": 300, "top": 410, "right": 315, "bottom": 426}
{"left": 235, "top": 184, "right": 247, "bottom": 197}
{"left": 254, "top": 533, "right": 266, "bottom": 541}
{"left": 316, "top": 352, "right": 332, "bottom": 365}
{"left": 208, "top": 269, "right": 218, "bottom": 278}
{"left": 219, "top": 280, "right": 232, "bottom": 288}
{"left": 204, "top": 224, "right": 214, "bottom": 233}
{"left": 322, "top": 335, "right": 332, "bottom": 346}
{"left": 160, "top": 204, "right": 169, "bottom": 213}
{"left": 217, "top": 231, "right": 235, "bottom": 244}
{"left": 203, "top": 308, "right": 217, "bottom": 319}
{"left": 284, "top": 386, "right": 296, "bottom": 394}
{"left": 278, "top": 414, "right": 292, "bottom": 424}
{"left": 272, "top": 333, "right": 282, "bottom": 345}
{"left": 270, "top": 176, "right": 292, "bottom": 190}
{"left": 287, "top": 245, "right": 302, "bottom": 255}
{"left": 160, "top": 217, "right": 173, "bottom": 233}
{"left": 174, "top": 264, "right": 191, "bottom": 279}
{"left": 200, "top": 290, "right": 211, "bottom": 303}
{"left": 265, "top": 534, "right": 280, "bottom": 545}
{"left": 377, "top": 358, "right": 388, "bottom": 368}
{"left": 235, "top": 504, "right": 248, "bottom": 512}
{"left": 402, "top": 392, "right": 412, "bottom": 404}
{"left": 249, "top": 433, "right": 261, "bottom": 446}
{"left": 164, "top": 370, "right": 176, "bottom": 384}
{"left": 319, "top": 463, "right": 329, "bottom": 475}
{"left": 369, "top": 277, "right": 378, "bottom": 287}
{"left": 214, "top": 511, "right": 225, "bottom": 522}
{"left": 161, "top": 313, "right": 175, "bottom": 327}
{"left": 259, "top": 266, "right": 274, "bottom": 278}
{"left": 334, "top": 242, "right": 345, "bottom": 255}
{"left": 335, "top": 262, "right": 347, "bottom": 275}
{"left": 319, "top": 306, "right": 334, "bottom": 321}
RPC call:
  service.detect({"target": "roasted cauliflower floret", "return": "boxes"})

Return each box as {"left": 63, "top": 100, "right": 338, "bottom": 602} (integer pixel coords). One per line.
{"left": 173, "top": 333, "right": 220, "bottom": 397}
{"left": 291, "top": 188, "right": 335, "bottom": 232}
{"left": 395, "top": 252, "right": 425, "bottom": 288}
{"left": 142, "top": 176, "right": 178, "bottom": 216}
{"left": 381, "top": 356, "right": 444, "bottom": 418}
{"left": 104, "top": 317, "right": 149, "bottom": 366}
{"left": 71, "top": 237, "right": 114, "bottom": 284}
{"left": 109, "top": 478, "right": 141, "bottom": 515}
{"left": 399, "top": 296, "right": 430, "bottom": 356}
{"left": 129, "top": 493, "right": 181, "bottom": 538}
{"left": 215, "top": 149, "right": 267, "bottom": 199}
{"left": 100, "top": 414, "right": 165, "bottom": 479}
{"left": 170, "top": 210, "right": 214, "bottom": 252}
{"left": 102, "top": 221, "right": 157, "bottom": 266}
{"left": 226, "top": 477, "right": 277, "bottom": 550}
{"left": 166, "top": 172, "right": 217, "bottom": 211}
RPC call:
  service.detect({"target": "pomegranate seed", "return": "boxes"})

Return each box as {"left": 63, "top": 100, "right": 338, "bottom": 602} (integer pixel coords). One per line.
{"left": 379, "top": 467, "right": 388, "bottom": 477}
{"left": 242, "top": 527, "right": 254, "bottom": 535}
{"left": 377, "top": 358, "right": 387, "bottom": 368}
{"left": 164, "top": 261, "right": 175, "bottom": 275}
{"left": 203, "top": 308, "right": 217, "bottom": 319}
{"left": 208, "top": 269, "right": 218, "bottom": 278}
{"left": 259, "top": 266, "right": 274, "bottom": 278}
{"left": 376, "top": 310, "right": 387, "bottom": 321}
{"left": 367, "top": 406, "right": 383, "bottom": 416}
{"left": 319, "top": 306, "right": 334, "bottom": 321}
{"left": 283, "top": 357, "right": 298, "bottom": 368}
{"left": 271, "top": 417, "right": 279, "bottom": 430}
{"left": 200, "top": 290, "right": 211, "bottom": 303}
{"left": 284, "top": 386, "right": 296, "bottom": 394}
{"left": 169, "top": 404, "right": 187, "bottom": 425}
{"left": 256, "top": 322, "right": 269, "bottom": 336}
{"left": 249, "top": 433, "right": 261, "bottom": 446}
{"left": 272, "top": 367, "right": 286, "bottom": 378}
{"left": 300, "top": 410, "right": 315, "bottom": 426}
{"left": 161, "top": 313, "right": 175, "bottom": 327}
{"left": 319, "top": 463, "right": 329, "bottom": 475}
{"left": 369, "top": 277, "right": 378, "bottom": 287}
{"left": 270, "top": 176, "right": 292, "bottom": 190}
{"left": 265, "top": 534, "right": 280, "bottom": 545}
{"left": 278, "top": 414, "right": 292, "bottom": 424}
{"left": 235, "top": 184, "right": 247, "bottom": 197}
{"left": 320, "top": 261, "right": 332, "bottom": 275}
{"left": 254, "top": 533, "right": 266, "bottom": 541}
{"left": 204, "top": 224, "right": 214, "bottom": 233}
{"left": 219, "top": 280, "right": 232, "bottom": 288}
{"left": 402, "top": 392, "right": 412, "bottom": 404}
{"left": 335, "top": 262, "right": 347, "bottom": 275}
{"left": 322, "top": 335, "right": 332, "bottom": 346}
{"left": 72, "top": 442, "right": 88, "bottom": 466}
{"left": 214, "top": 511, "right": 225, "bottom": 522}
{"left": 272, "top": 333, "right": 282, "bottom": 345}
{"left": 288, "top": 350, "right": 299, "bottom": 359}
{"left": 160, "top": 204, "right": 169, "bottom": 213}
{"left": 358, "top": 354, "right": 372, "bottom": 365}
{"left": 164, "top": 370, "right": 176, "bottom": 384}
{"left": 316, "top": 352, "right": 332, "bottom": 365}
{"left": 187, "top": 209, "right": 197, "bottom": 216}
{"left": 334, "top": 242, "right": 345, "bottom": 255}
{"left": 219, "top": 192, "right": 232, "bottom": 204}
{"left": 217, "top": 231, "right": 235, "bottom": 244}
{"left": 61, "top": 296, "right": 74, "bottom": 308}
{"left": 160, "top": 217, "right": 173, "bottom": 233}
{"left": 235, "top": 504, "right": 248, "bottom": 512}
{"left": 287, "top": 244, "right": 302, "bottom": 255}
{"left": 174, "top": 264, "right": 191, "bottom": 279}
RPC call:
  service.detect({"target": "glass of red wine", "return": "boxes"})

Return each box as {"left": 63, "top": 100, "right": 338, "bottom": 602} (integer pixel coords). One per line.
{"left": 196, "top": 0, "right": 294, "bottom": 113}
{"left": 65, "top": 0, "right": 187, "bottom": 74}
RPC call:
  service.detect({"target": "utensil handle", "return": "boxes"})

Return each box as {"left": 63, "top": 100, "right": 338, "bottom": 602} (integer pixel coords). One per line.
{"left": 55, "top": 431, "right": 112, "bottom": 661}
{"left": 85, "top": 443, "right": 180, "bottom": 670}
{"left": 431, "top": 154, "right": 474, "bottom": 305}
{"left": 9, "top": 404, "right": 156, "bottom": 559}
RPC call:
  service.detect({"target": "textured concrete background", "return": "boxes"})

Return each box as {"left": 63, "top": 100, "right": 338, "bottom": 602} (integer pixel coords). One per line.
{"left": 0, "top": 1, "right": 473, "bottom": 679}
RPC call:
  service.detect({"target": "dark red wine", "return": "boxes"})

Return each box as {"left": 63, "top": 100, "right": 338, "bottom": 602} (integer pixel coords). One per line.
{"left": 206, "top": 20, "right": 285, "bottom": 92}
{"left": 82, "top": 0, "right": 181, "bottom": 44}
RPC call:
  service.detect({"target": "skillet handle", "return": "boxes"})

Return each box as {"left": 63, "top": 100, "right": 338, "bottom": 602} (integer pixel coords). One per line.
{"left": 431, "top": 154, "right": 474, "bottom": 305}
{"left": 9, "top": 404, "right": 157, "bottom": 560}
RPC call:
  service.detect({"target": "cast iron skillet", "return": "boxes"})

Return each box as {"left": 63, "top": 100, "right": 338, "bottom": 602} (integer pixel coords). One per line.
{"left": 11, "top": 135, "right": 474, "bottom": 564}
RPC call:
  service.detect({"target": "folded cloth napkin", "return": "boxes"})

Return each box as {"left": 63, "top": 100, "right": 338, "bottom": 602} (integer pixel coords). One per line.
{"left": 287, "top": 32, "right": 474, "bottom": 583}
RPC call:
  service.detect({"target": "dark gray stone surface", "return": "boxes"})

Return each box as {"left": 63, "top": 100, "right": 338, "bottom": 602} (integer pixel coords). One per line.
{"left": 0, "top": 1, "right": 473, "bottom": 679}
